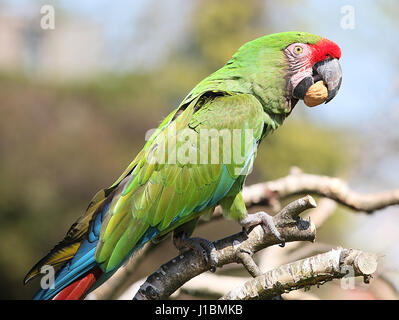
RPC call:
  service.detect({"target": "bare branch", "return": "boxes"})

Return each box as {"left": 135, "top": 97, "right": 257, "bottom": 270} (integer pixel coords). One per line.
{"left": 221, "top": 248, "right": 378, "bottom": 300}
{"left": 257, "top": 198, "right": 337, "bottom": 272}
{"left": 133, "top": 196, "right": 316, "bottom": 300}
{"left": 236, "top": 250, "right": 262, "bottom": 277}
{"left": 243, "top": 171, "right": 399, "bottom": 213}
{"left": 89, "top": 170, "right": 399, "bottom": 300}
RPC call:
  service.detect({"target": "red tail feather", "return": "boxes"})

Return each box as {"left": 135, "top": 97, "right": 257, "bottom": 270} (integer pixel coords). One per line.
{"left": 52, "top": 267, "right": 102, "bottom": 300}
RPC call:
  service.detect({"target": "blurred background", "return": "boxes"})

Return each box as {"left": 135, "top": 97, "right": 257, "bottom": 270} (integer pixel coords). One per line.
{"left": 0, "top": 0, "right": 398, "bottom": 299}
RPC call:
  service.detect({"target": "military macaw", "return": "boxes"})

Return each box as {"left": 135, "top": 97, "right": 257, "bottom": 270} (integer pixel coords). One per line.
{"left": 24, "top": 31, "right": 342, "bottom": 300}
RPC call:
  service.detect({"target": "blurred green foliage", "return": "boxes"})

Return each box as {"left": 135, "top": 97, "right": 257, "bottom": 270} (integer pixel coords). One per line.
{"left": 0, "top": 0, "right": 352, "bottom": 299}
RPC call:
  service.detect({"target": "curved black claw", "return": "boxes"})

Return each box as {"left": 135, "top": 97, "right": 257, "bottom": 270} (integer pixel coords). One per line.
{"left": 173, "top": 235, "right": 218, "bottom": 271}
{"left": 240, "top": 211, "right": 286, "bottom": 247}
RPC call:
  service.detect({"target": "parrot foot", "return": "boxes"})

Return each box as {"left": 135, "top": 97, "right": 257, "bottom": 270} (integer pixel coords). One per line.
{"left": 240, "top": 212, "right": 286, "bottom": 247}
{"left": 173, "top": 234, "right": 218, "bottom": 272}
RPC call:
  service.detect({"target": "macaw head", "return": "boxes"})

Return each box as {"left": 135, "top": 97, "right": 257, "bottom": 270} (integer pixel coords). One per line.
{"left": 283, "top": 33, "right": 342, "bottom": 107}
{"left": 230, "top": 31, "right": 342, "bottom": 113}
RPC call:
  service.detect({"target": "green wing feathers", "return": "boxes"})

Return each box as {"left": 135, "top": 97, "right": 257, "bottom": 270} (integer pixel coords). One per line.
{"left": 26, "top": 93, "right": 266, "bottom": 279}
{"left": 94, "top": 93, "right": 266, "bottom": 272}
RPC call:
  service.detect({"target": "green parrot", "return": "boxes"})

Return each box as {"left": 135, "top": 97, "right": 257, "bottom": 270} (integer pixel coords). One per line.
{"left": 24, "top": 31, "right": 342, "bottom": 300}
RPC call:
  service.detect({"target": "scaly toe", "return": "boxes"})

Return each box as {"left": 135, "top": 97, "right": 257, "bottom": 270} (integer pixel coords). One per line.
{"left": 240, "top": 211, "right": 286, "bottom": 247}
{"left": 174, "top": 236, "right": 218, "bottom": 270}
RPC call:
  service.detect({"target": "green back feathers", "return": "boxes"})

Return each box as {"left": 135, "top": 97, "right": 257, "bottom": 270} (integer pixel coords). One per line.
{"left": 183, "top": 31, "right": 322, "bottom": 117}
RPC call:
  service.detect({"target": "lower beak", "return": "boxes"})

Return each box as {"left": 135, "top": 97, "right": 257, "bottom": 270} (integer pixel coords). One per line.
{"left": 293, "top": 58, "right": 342, "bottom": 104}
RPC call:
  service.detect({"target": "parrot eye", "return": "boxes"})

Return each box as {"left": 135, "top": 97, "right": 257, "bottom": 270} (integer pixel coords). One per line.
{"left": 294, "top": 46, "right": 303, "bottom": 55}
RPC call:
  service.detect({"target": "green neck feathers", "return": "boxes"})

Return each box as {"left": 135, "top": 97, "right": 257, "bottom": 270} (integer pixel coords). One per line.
{"left": 182, "top": 31, "right": 323, "bottom": 132}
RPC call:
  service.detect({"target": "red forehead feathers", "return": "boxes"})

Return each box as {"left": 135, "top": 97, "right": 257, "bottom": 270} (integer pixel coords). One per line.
{"left": 309, "top": 38, "right": 341, "bottom": 64}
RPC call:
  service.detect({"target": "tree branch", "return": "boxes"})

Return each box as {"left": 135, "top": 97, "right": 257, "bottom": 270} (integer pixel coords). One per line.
{"left": 89, "top": 170, "right": 399, "bottom": 300}
{"left": 133, "top": 196, "right": 317, "bottom": 300}
{"left": 220, "top": 248, "right": 378, "bottom": 300}
{"left": 175, "top": 273, "right": 319, "bottom": 300}
{"left": 243, "top": 170, "right": 399, "bottom": 213}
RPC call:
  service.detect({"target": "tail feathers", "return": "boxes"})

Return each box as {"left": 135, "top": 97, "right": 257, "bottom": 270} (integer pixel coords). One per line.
{"left": 52, "top": 267, "right": 102, "bottom": 300}
{"left": 24, "top": 242, "right": 81, "bottom": 285}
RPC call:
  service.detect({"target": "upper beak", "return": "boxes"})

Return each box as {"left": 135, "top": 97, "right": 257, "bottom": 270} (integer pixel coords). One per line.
{"left": 293, "top": 58, "right": 342, "bottom": 104}
{"left": 313, "top": 58, "right": 342, "bottom": 103}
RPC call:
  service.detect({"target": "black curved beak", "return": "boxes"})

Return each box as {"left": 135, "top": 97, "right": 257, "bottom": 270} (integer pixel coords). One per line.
{"left": 292, "top": 58, "right": 342, "bottom": 104}
{"left": 313, "top": 58, "right": 342, "bottom": 103}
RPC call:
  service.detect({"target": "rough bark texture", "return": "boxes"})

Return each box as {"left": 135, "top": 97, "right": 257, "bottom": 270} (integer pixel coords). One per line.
{"left": 133, "top": 196, "right": 316, "bottom": 300}
{"left": 87, "top": 170, "right": 398, "bottom": 300}
{"left": 221, "top": 248, "right": 378, "bottom": 300}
